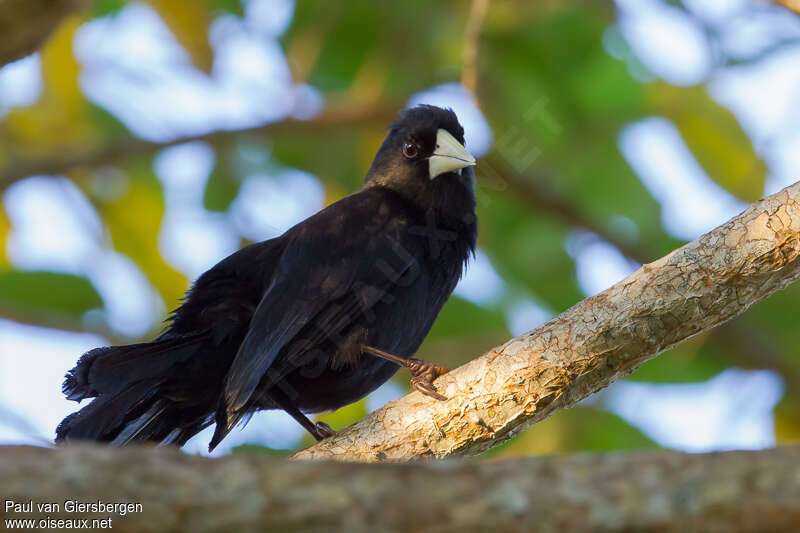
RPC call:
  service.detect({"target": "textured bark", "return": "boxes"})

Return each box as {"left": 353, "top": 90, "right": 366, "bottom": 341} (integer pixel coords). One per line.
{"left": 1, "top": 445, "right": 798, "bottom": 532}
{"left": 0, "top": 0, "right": 89, "bottom": 67}
{"left": 293, "top": 182, "right": 800, "bottom": 462}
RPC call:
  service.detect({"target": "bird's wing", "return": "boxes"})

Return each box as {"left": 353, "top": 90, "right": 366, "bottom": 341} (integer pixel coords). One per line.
{"left": 221, "top": 193, "right": 420, "bottom": 420}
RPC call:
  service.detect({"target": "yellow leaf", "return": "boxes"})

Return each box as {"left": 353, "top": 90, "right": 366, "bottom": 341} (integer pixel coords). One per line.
{"left": 489, "top": 407, "right": 568, "bottom": 458}
{"left": 323, "top": 182, "right": 347, "bottom": 207}
{"left": 146, "top": 0, "right": 214, "bottom": 73}
{"left": 0, "top": 207, "right": 10, "bottom": 269}
{"left": 344, "top": 54, "right": 388, "bottom": 110}
{"left": 41, "top": 16, "right": 84, "bottom": 113}
{"left": 650, "top": 83, "right": 767, "bottom": 202}
{"left": 487, "top": 406, "right": 656, "bottom": 458}
{"left": 358, "top": 130, "right": 384, "bottom": 176}
{"left": 4, "top": 15, "right": 100, "bottom": 153}
{"left": 97, "top": 161, "right": 188, "bottom": 316}
{"left": 775, "top": 402, "right": 800, "bottom": 444}
{"left": 284, "top": 23, "right": 324, "bottom": 82}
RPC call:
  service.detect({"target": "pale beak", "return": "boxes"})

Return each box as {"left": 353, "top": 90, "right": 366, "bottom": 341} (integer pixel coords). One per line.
{"left": 428, "top": 128, "right": 476, "bottom": 179}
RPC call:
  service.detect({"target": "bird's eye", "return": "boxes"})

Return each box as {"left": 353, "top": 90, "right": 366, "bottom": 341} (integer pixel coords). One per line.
{"left": 402, "top": 142, "right": 418, "bottom": 158}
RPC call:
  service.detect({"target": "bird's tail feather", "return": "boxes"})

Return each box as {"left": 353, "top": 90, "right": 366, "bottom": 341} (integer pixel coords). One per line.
{"left": 55, "top": 380, "right": 157, "bottom": 442}
{"left": 56, "top": 336, "right": 211, "bottom": 446}
{"left": 62, "top": 335, "right": 204, "bottom": 402}
{"left": 208, "top": 403, "right": 255, "bottom": 452}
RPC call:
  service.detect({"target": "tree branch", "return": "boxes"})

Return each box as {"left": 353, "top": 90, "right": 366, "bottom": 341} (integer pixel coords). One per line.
{"left": 482, "top": 153, "right": 656, "bottom": 263}
{"left": 292, "top": 181, "right": 800, "bottom": 461}
{"left": 484, "top": 153, "right": 800, "bottom": 397}
{"left": 2, "top": 445, "right": 799, "bottom": 531}
{"left": 4, "top": 98, "right": 797, "bottom": 454}
{"left": 0, "top": 105, "right": 398, "bottom": 191}
{"left": 775, "top": 0, "right": 800, "bottom": 16}
{"left": 461, "top": 0, "right": 490, "bottom": 96}
{"left": 0, "top": 0, "right": 89, "bottom": 68}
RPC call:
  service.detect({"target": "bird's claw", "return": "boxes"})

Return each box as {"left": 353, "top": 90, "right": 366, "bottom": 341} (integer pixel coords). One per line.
{"left": 361, "top": 347, "right": 449, "bottom": 401}
{"left": 408, "top": 358, "right": 449, "bottom": 401}
{"left": 411, "top": 376, "right": 447, "bottom": 401}
{"left": 314, "top": 421, "right": 337, "bottom": 440}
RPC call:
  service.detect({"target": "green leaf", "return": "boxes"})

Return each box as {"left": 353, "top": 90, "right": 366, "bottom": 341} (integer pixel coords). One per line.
{"left": 88, "top": 103, "right": 131, "bottom": 142}
{"left": 739, "top": 286, "right": 800, "bottom": 394}
{"left": 570, "top": 46, "right": 645, "bottom": 118}
{"left": 203, "top": 169, "right": 240, "bottom": 212}
{"left": 0, "top": 270, "right": 102, "bottom": 319}
{"left": 271, "top": 132, "right": 365, "bottom": 194}
{"left": 284, "top": 0, "right": 458, "bottom": 97}
{"left": 480, "top": 2, "right": 676, "bottom": 266}
{"left": 209, "top": 0, "right": 243, "bottom": 17}
{"left": 478, "top": 193, "right": 584, "bottom": 312}
{"left": 304, "top": 3, "right": 380, "bottom": 92}
{"left": 93, "top": 157, "right": 188, "bottom": 315}
{"left": 93, "top": 0, "right": 127, "bottom": 17}
{"left": 628, "top": 334, "right": 729, "bottom": 383}
{"left": 419, "top": 296, "right": 510, "bottom": 369}
{"left": 427, "top": 296, "right": 508, "bottom": 339}
{"left": 203, "top": 148, "right": 241, "bottom": 212}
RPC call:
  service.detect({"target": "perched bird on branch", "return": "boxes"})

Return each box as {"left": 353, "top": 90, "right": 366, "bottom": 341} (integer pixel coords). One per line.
{"left": 56, "top": 105, "right": 478, "bottom": 451}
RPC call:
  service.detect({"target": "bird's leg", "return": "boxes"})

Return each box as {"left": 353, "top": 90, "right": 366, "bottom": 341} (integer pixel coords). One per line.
{"left": 311, "top": 421, "right": 337, "bottom": 440}
{"left": 362, "top": 345, "right": 449, "bottom": 401}
{"left": 268, "top": 390, "right": 336, "bottom": 441}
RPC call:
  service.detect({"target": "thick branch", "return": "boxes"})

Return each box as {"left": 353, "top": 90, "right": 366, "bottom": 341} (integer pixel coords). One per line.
{"left": 485, "top": 153, "right": 800, "bottom": 396}
{"left": 2, "top": 445, "right": 799, "bottom": 532}
{"left": 293, "top": 181, "right": 800, "bottom": 461}
{"left": 0, "top": 0, "right": 89, "bottom": 67}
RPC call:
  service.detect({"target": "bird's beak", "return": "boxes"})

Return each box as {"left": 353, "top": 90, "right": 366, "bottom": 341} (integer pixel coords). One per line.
{"left": 428, "top": 129, "right": 476, "bottom": 179}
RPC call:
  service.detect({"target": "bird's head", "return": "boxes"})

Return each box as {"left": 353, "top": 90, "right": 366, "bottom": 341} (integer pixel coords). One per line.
{"left": 365, "top": 105, "right": 476, "bottom": 196}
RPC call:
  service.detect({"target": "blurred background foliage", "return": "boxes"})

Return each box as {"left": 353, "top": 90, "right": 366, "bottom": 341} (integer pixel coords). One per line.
{"left": 0, "top": 0, "right": 798, "bottom": 456}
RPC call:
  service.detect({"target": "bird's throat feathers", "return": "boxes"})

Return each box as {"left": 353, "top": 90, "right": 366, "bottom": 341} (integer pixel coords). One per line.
{"left": 370, "top": 167, "right": 478, "bottom": 263}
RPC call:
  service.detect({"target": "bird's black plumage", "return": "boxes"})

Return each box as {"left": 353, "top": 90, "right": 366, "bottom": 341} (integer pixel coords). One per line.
{"left": 56, "top": 105, "right": 478, "bottom": 450}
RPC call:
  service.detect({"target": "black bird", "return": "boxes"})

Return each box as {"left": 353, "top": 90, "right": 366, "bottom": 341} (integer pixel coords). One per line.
{"left": 56, "top": 105, "right": 478, "bottom": 451}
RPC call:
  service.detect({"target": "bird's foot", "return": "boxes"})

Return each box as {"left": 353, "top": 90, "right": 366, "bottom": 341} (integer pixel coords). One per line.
{"left": 362, "top": 346, "right": 449, "bottom": 401}
{"left": 313, "top": 421, "right": 337, "bottom": 441}
{"left": 407, "top": 358, "right": 449, "bottom": 401}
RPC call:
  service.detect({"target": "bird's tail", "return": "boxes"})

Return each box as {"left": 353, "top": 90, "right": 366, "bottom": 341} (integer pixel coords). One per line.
{"left": 55, "top": 336, "right": 214, "bottom": 446}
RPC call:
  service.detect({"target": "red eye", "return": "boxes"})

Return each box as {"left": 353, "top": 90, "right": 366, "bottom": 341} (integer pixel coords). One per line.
{"left": 402, "top": 142, "right": 418, "bottom": 158}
